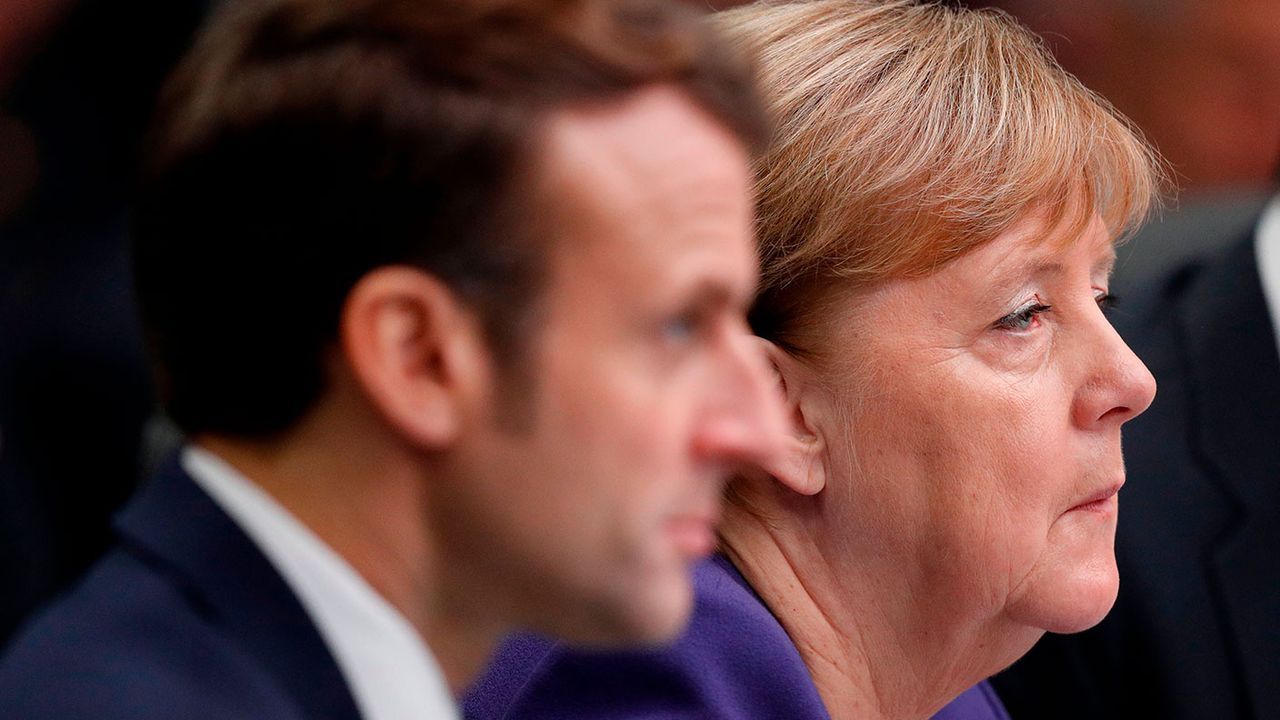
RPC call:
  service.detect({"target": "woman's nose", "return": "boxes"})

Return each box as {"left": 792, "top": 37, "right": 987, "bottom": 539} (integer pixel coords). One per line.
{"left": 1072, "top": 316, "right": 1157, "bottom": 429}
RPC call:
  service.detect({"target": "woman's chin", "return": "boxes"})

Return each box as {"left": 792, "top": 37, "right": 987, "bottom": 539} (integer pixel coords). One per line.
{"left": 1006, "top": 558, "right": 1120, "bottom": 635}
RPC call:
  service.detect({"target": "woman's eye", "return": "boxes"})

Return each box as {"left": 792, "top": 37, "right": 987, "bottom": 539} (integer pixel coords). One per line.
{"left": 1095, "top": 291, "right": 1118, "bottom": 314}
{"left": 994, "top": 301, "right": 1052, "bottom": 332}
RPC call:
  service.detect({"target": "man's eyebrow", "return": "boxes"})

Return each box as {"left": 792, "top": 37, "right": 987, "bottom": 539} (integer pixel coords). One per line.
{"left": 683, "top": 276, "right": 753, "bottom": 313}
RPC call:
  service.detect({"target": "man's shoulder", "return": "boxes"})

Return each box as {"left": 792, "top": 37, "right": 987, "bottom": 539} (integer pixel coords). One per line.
{"left": 0, "top": 545, "right": 308, "bottom": 719}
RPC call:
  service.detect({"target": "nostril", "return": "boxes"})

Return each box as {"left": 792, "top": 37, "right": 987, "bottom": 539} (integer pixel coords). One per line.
{"left": 1099, "top": 405, "right": 1131, "bottom": 424}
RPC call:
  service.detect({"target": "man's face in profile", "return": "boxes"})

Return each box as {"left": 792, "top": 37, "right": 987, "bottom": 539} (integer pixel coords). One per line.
{"left": 440, "top": 86, "right": 784, "bottom": 645}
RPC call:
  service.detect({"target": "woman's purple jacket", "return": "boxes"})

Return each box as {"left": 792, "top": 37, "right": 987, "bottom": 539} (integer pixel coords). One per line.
{"left": 463, "top": 554, "right": 1011, "bottom": 720}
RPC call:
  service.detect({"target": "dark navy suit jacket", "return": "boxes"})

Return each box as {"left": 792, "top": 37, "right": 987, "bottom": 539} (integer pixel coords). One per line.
{"left": 464, "top": 554, "right": 1009, "bottom": 720}
{"left": 0, "top": 459, "right": 364, "bottom": 719}
{"left": 995, "top": 231, "right": 1280, "bottom": 719}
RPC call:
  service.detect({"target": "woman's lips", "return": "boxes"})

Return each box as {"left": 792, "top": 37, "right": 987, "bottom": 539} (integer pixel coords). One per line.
{"left": 1068, "top": 480, "right": 1124, "bottom": 513}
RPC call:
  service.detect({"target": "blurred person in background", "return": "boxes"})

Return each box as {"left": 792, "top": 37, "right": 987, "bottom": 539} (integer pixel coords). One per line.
{"left": 0, "top": 0, "right": 785, "bottom": 717}
{"left": 464, "top": 2, "right": 1162, "bottom": 719}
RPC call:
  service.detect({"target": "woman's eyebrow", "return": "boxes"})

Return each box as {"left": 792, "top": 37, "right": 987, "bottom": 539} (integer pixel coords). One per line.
{"left": 988, "top": 244, "right": 1117, "bottom": 295}
{"left": 986, "top": 256, "right": 1063, "bottom": 298}
{"left": 1093, "top": 249, "right": 1117, "bottom": 279}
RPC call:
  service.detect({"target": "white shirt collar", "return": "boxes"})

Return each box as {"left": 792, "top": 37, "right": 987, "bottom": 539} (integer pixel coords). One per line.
{"left": 1253, "top": 194, "right": 1280, "bottom": 364}
{"left": 182, "top": 445, "right": 459, "bottom": 720}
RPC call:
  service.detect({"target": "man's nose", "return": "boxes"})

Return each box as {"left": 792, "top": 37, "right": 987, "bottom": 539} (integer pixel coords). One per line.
{"left": 693, "top": 332, "right": 788, "bottom": 472}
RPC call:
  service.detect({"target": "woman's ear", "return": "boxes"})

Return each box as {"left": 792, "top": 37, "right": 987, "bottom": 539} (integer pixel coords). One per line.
{"left": 339, "top": 266, "right": 490, "bottom": 449}
{"left": 751, "top": 337, "right": 826, "bottom": 496}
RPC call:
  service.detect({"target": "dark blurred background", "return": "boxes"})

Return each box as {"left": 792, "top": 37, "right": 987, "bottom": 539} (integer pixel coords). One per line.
{"left": 1, "top": 0, "right": 1277, "bottom": 647}
{"left": 0, "top": 0, "right": 211, "bottom": 642}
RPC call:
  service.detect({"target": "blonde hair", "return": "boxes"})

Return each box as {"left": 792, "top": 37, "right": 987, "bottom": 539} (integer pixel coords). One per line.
{"left": 713, "top": 0, "right": 1166, "bottom": 351}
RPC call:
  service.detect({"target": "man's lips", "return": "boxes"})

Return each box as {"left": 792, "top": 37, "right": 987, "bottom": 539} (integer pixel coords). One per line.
{"left": 1067, "top": 480, "right": 1124, "bottom": 513}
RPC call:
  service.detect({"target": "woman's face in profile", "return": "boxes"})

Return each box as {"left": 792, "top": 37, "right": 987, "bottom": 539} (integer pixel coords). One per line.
{"left": 815, "top": 210, "right": 1156, "bottom": 639}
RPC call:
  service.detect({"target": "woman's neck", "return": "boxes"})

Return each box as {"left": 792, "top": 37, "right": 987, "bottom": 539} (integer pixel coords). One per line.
{"left": 718, "top": 502, "right": 997, "bottom": 720}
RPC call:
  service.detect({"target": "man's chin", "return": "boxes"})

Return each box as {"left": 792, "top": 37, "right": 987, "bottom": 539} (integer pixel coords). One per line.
{"left": 552, "top": 577, "right": 694, "bottom": 649}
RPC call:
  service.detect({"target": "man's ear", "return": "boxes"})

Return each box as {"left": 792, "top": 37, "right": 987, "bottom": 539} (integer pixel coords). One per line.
{"left": 340, "top": 266, "right": 490, "bottom": 448}
{"left": 752, "top": 337, "right": 826, "bottom": 496}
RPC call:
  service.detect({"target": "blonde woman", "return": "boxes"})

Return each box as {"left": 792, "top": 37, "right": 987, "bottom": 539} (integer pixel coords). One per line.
{"left": 466, "top": 2, "right": 1164, "bottom": 718}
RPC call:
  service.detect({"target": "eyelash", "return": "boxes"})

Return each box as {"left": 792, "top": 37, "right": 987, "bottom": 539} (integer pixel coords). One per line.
{"left": 994, "top": 301, "right": 1051, "bottom": 332}
{"left": 993, "top": 292, "right": 1119, "bottom": 332}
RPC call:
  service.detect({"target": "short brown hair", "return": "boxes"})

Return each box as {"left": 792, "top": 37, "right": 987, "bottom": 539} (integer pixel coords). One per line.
{"left": 134, "top": 0, "right": 766, "bottom": 437}
{"left": 712, "top": 0, "right": 1166, "bottom": 353}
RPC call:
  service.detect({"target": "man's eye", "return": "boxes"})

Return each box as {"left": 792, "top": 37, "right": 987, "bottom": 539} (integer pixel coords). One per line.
{"left": 662, "top": 314, "right": 698, "bottom": 343}
{"left": 994, "top": 302, "right": 1051, "bottom": 331}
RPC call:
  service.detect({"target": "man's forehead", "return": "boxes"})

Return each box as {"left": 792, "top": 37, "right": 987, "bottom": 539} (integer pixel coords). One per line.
{"left": 530, "top": 86, "right": 756, "bottom": 293}
{"left": 528, "top": 86, "right": 751, "bottom": 255}
{"left": 539, "top": 85, "right": 749, "bottom": 198}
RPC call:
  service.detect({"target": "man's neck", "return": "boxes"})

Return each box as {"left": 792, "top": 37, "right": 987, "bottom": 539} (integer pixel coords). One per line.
{"left": 197, "top": 424, "right": 500, "bottom": 692}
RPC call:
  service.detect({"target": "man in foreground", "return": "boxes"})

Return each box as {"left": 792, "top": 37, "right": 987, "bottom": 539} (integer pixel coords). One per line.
{"left": 0, "top": 0, "right": 784, "bottom": 716}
